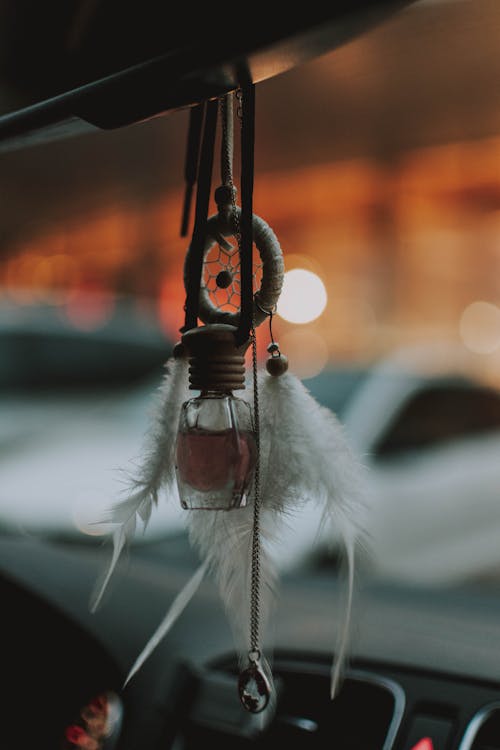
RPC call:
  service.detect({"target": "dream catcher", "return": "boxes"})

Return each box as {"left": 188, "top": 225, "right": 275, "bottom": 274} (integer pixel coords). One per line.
{"left": 92, "top": 86, "right": 366, "bottom": 714}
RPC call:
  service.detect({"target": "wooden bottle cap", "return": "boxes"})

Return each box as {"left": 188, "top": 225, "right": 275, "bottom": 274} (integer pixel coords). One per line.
{"left": 181, "top": 324, "right": 251, "bottom": 391}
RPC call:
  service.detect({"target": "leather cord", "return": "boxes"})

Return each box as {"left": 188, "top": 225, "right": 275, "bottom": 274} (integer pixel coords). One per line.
{"left": 180, "top": 102, "right": 205, "bottom": 238}
{"left": 236, "top": 81, "right": 255, "bottom": 346}
{"left": 182, "top": 98, "right": 218, "bottom": 332}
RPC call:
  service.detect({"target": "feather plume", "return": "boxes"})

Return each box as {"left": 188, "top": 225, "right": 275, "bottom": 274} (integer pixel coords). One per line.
{"left": 90, "top": 356, "right": 189, "bottom": 612}
{"left": 187, "top": 505, "right": 278, "bottom": 661}
{"left": 124, "top": 561, "right": 208, "bottom": 686}
{"left": 258, "top": 370, "right": 367, "bottom": 696}
{"left": 93, "top": 362, "right": 365, "bottom": 706}
{"left": 120, "top": 392, "right": 279, "bottom": 688}
{"left": 124, "top": 356, "right": 190, "bottom": 506}
{"left": 121, "top": 506, "right": 278, "bottom": 688}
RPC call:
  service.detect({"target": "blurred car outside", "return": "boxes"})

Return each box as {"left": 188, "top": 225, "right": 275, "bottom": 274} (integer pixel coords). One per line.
{"left": 272, "top": 342, "right": 500, "bottom": 586}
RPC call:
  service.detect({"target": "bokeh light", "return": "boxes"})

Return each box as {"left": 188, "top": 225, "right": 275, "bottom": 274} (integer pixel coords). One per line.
{"left": 277, "top": 269, "right": 328, "bottom": 324}
{"left": 72, "top": 493, "right": 113, "bottom": 537}
{"left": 158, "top": 270, "right": 186, "bottom": 338}
{"left": 459, "top": 301, "right": 500, "bottom": 354}
{"left": 63, "top": 287, "right": 115, "bottom": 331}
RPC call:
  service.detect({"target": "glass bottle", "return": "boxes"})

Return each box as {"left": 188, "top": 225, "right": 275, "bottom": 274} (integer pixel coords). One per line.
{"left": 175, "top": 323, "right": 256, "bottom": 510}
{"left": 176, "top": 390, "right": 256, "bottom": 509}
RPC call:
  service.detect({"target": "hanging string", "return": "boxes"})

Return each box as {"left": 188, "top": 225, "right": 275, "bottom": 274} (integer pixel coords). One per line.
{"left": 183, "top": 99, "right": 218, "bottom": 332}
{"left": 220, "top": 94, "right": 234, "bottom": 189}
{"left": 268, "top": 309, "right": 276, "bottom": 346}
{"left": 236, "top": 82, "right": 255, "bottom": 347}
{"left": 219, "top": 93, "right": 240, "bottom": 253}
{"left": 180, "top": 103, "right": 205, "bottom": 238}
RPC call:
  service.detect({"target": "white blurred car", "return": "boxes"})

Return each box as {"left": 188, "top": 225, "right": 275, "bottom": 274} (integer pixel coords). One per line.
{"left": 275, "top": 346, "right": 500, "bottom": 585}
{"left": 346, "top": 360, "right": 500, "bottom": 585}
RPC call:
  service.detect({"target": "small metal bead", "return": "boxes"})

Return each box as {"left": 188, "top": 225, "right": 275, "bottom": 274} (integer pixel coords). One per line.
{"left": 266, "top": 354, "right": 289, "bottom": 376}
{"left": 266, "top": 342, "right": 280, "bottom": 354}
{"left": 216, "top": 269, "right": 233, "bottom": 289}
{"left": 248, "top": 649, "right": 261, "bottom": 663}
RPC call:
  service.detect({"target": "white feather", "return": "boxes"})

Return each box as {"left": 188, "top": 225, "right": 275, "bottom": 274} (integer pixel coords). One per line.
{"left": 90, "top": 356, "right": 190, "bottom": 612}
{"left": 124, "top": 356, "right": 190, "bottom": 506}
{"left": 258, "top": 370, "right": 367, "bottom": 696}
{"left": 187, "top": 505, "right": 277, "bottom": 662}
{"left": 258, "top": 372, "right": 366, "bottom": 521}
{"left": 124, "top": 561, "right": 208, "bottom": 686}
{"left": 90, "top": 516, "right": 136, "bottom": 613}
{"left": 93, "top": 362, "right": 365, "bottom": 705}
{"left": 330, "top": 535, "right": 355, "bottom": 698}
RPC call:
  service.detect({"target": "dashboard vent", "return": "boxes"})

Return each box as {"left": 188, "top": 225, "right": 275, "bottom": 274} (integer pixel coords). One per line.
{"left": 177, "top": 660, "right": 404, "bottom": 750}
{"left": 460, "top": 703, "right": 500, "bottom": 749}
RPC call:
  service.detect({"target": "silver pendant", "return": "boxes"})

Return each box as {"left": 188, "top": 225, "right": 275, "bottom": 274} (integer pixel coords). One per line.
{"left": 238, "top": 657, "right": 271, "bottom": 713}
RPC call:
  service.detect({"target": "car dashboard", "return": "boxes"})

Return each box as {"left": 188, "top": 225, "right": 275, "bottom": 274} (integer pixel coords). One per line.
{"left": 3, "top": 533, "right": 500, "bottom": 750}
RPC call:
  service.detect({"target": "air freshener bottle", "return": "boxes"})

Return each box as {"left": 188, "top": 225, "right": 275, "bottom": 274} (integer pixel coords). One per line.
{"left": 175, "top": 324, "right": 256, "bottom": 510}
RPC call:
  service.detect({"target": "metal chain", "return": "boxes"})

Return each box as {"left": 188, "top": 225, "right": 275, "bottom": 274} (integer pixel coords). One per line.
{"left": 222, "top": 89, "right": 262, "bottom": 658}
{"left": 250, "top": 324, "right": 261, "bottom": 655}
{"left": 237, "top": 86, "right": 263, "bottom": 658}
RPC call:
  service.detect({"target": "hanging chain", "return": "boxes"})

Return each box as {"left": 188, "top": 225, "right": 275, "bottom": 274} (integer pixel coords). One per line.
{"left": 238, "top": 86, "right": 263, "bottom": 660}
{"left": 220, "top": 91, "right": 268, "bottom": 715}
{"left": 250, "top": 324, "right": 261, "bottom": 656}
{"left": 222, "top": 90, "right": 263, "bottom": 659}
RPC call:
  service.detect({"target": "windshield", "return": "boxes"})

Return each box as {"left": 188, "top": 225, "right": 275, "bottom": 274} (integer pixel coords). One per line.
{"left": 2, "top": 0, "right": 500, "bottom": 592}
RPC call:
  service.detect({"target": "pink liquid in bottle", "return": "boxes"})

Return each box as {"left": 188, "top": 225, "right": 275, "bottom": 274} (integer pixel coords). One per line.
{"left": 176, "top": 428, "right": 256, "bottom": 509}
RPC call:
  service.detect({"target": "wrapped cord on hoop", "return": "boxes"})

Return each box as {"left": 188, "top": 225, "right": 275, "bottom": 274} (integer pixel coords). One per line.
{"left": 180, "top": 102, "right": 205, "bottom": 238}
{"left": 182, "top": 98, "right": 218, "bottom": 332}
{"left": 236, "top": 82, "right": 255, "bottom": 347}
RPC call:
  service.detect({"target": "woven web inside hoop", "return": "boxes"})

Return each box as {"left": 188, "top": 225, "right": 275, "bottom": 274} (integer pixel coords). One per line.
{"left": 202, "top": 237, "right": 263, "bottom": 314}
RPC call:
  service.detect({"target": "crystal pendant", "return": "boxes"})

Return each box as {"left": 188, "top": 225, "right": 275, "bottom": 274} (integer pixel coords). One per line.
{"left": 238, "top": 660, "right": 271, "bottom": 713}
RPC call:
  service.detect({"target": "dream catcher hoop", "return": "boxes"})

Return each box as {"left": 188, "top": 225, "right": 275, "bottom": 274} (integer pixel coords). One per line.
{"left": 187, "top": 206, "right": 283, "bottom": 328}
{"left": 91, "top": 86, "right": 366, "bottom": 718}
